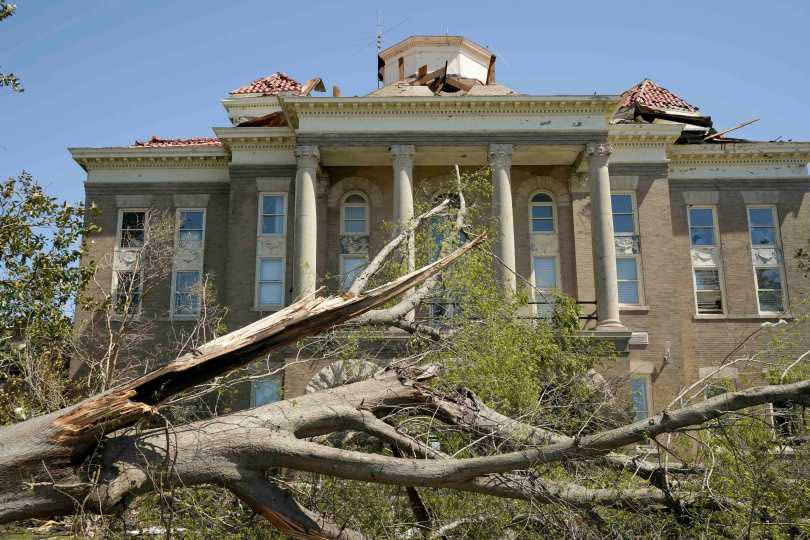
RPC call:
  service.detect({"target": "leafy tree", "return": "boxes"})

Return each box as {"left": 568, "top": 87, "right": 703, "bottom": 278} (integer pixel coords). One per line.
{"left": 0, "top": 2, "right": 22, "bottom": 92}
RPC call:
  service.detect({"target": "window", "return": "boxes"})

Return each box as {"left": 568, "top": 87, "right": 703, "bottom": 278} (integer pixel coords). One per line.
{"left": 173, "top": 271, "right": 201, "bottom": 316}
{"left": 260, "top": 194, "right": 286, "bottom": 235}
{"left": 177, "top": 210, "right": 204, "bottom": 250}
{"left": 770, "top": 401, "right": 806, "bottom": 442}
{"left": 530, "top": 193, "right": 555, "bottom": 233}
{"left": 704, "top": 378, "right": 735, "bottom": 399}
{"left": 119, "top": 210, "right": 145, "bottom": 248}
{"left": 688, "top": 207, "right": 725, "bottom": 314}
{"left": 630, "top": 375, "right": 652, "bottom": 422}
{"left": 114, "top": 271, "right": 141, "bottom": 315}
{"left": 532, "top": 256, "right": 557, "bottom": 317}
{"left": 747, "top": 206, "right": 785, "bottom": 313}
{"left": 341, "top": 193, "right": 369, "bottom": 235}
{"left": 251, "top": 378, "right": 282, "bottom": 408}
{"left": 611, "top": 194, "right": 642, "bottom": 305}
{"left": 340, "top": 255, "right": 367, "bottom": 291}
{"left": 257, "top": 258, "right": 284, "bottom": 308}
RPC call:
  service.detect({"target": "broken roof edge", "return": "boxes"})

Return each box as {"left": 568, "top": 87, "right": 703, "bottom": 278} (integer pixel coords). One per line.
{"left": 379, "top": 35, "right": 493, "bottom": 61}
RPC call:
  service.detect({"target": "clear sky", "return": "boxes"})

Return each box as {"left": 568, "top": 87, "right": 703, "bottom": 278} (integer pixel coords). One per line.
{"left": 2, "top": 0, "right": 809, "bottom": 203}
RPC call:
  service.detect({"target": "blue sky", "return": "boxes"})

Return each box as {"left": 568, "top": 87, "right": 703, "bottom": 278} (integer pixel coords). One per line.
{"left": 2, "top": 1, "right": 809, "bottom": 204}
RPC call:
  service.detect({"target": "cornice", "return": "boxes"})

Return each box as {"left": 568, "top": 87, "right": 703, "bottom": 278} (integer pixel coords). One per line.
{"left": 669, "top": 142, "right": 810, "bottom": 165}
{"left": 608, "top": 124, "right": 683, "bottom": 147}
{"left": 212, "top": 127, "right": 296, "bottom": 151}
{"left": 69, "top": 147, "right": 228, "bottom": 170}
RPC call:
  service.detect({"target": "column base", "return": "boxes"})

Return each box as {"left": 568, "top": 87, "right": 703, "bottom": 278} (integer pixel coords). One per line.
{"left": 579, "top": 328, "right": 633, "bottom": 354}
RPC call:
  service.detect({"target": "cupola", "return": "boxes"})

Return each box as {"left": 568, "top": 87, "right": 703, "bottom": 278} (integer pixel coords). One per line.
{"left": 377, "top": 35, "right": 495, "bottom": 86}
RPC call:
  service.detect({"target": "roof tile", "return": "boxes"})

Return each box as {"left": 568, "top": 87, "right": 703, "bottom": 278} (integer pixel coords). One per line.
{"left": 134, "top": 136, "right": 222, "bottom": 148}
{"left": 620, "top": 79, "right": 698, "bottom": 113}
{"left": 229, "top": 72, "right": 303, "bottom": 96}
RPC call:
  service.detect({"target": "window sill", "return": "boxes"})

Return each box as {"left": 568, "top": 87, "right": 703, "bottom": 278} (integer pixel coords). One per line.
{"left": 693, "top": 313, "right": 795, "bottom": 321}
{"left": 620, "top": 305, "right": 650, "bottom": 313}
{"left": 254, "top": 306, "right": 283, "bottom": 313}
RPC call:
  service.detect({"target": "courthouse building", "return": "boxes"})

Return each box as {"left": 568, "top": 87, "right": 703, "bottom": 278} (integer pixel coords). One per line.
{"left": 69, "top": 36, "right": 810, "bottom": 423}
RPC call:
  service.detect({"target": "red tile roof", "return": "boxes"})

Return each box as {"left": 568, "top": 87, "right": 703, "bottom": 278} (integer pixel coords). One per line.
{"left": 229, "top": 72, "right": 303, "bottom": 96}
{"left": 620, "top": 79, "right": 699, "bottom": 113}
{"left": 133, "top": 136, "right": 222, "bottom": 148}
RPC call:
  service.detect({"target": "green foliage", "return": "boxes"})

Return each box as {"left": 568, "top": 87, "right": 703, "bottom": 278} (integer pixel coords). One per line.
{"left": 0, "top": 2, "right": 22, "bottom": 92}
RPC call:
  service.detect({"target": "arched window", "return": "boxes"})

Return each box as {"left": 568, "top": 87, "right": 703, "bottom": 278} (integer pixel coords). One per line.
{"left": 530, "top": 192, "right": 555, "bottom": 233}
{"left": 341, "top": 192, "right": 369, "bottom": 235}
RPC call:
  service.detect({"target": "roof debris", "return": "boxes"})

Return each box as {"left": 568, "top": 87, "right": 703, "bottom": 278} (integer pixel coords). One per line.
{"left": 368, "top": 60, "right": 516, "bottom": 97}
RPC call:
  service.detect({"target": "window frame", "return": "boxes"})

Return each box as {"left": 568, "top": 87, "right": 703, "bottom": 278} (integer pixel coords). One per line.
{"left": 340, "top": 191, "right": 370, "bottom": 236}
{"left": 531, "top": 255, "right": 559, "bottom": 317}
{"left": 687, "top": 205, "right": 727, "bottom": 315}
{"left": 528, "top": 191, "right": 556, "bottom": 235}
{"left": 170, "top": 270, "right": 202, "bottom": 319}
{"left": 112, "top": 269, "right": 143, "bottom": 319}
{"left": 250, "top": 377, "right": 283, "bottom": 408}
{"left": 610, "top": 192, "right": 638, "bottom": 237}
{"left": 611, "top": 191, "right": 644, "bottom": 306}
{"left": 117, "top": 208, "right": 148, "bottom": 250}
{"left": 257, "top": 192, "right": 287, "bottom": 237}
{"left": 175, "top": 208, "right": 206, "bottom": 251}
{"left": 255, "top": 257, "right": 286, "bottom": 310}
{"left": 339, "top": 254, "right": 369, "bottom": 292}
{"left": 746, "top": 205, "right": 787, "bottom": 315}
{"left": 630, "top": 373, "right": 653, "bottom": 422}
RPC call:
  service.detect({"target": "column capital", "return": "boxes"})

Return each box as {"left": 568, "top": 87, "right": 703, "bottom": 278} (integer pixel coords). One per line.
{"left": 488, "top": 143, "right": 513, "bottom": 169}
{"left": 294, "top": 145, "right": 320, "bottom": 167}
{"left": 586, "top": 143, "right": 612, "bottom": 165}
{"left": 389, "top": 144, "right": 416, "bottom": 158}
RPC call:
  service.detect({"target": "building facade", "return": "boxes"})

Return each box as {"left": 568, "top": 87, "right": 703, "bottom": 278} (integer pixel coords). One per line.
{"left": 69, "top": 36, "right": 810, "bottom": 421}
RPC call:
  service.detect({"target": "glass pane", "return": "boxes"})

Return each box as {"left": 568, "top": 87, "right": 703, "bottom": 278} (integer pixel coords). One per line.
{"left": 263, "top": 195, "right": 284, "bottom": 215}
{"left": 611, "top": 194, "right": 633, "bottom": 214}
{"left": 531, "top": 205, "right": 553, "bottom": 219}
{"left": 179, "top": 211, "right": 203, "bottom": 230}
{"left": 751, "top": 227, "right": 775, "bottom": 245}
{"left": 344, "top": 220, "right": 366, "bottom": 233}
{"left": 616, "top": 259, "right": 638, "bottom": 280}
{"left": 259, "top": 283, "right": 282, "bottom": 305}
{"left": 178, "top": 229, "right": 203, "bottom": 249}
{"left": 533, "top": 257, "right": 556, "bottom": 289}
{"left": 696, "top": 291, "right": 723, "bottom": 314}
{"left": 344, "top": 206, "right": 366, "bottom": 221}
{"left": 758, "top": 290, "right": 784, "bottom": 313}
{"left": 756, "top": 268, "right": 782, "bottom": 290}
{"left": 122, "top": 211, "right": 145, "bottom": 230}
{"left": 694, "top": 269, "right": 720, "bottom": 290}
{"left": 613, "top": 214, "right": 635, "bottom": 234}
{"left": 748, "top": 207, "right": 774, "bottom": 227}
{"left": 691, "top": 227, "right": 714, "bottom": 246}
{"left": 121, "top": 229, "right": 144, "bottom": 248}
{"left": 618, "top": 281, "right": 640, "bottom": 304}
{"left": 254, "top": 379, "right": 281, "bottom": 406}
{"left": 262, "top": 215, "right": 284, "bottom": 234}
{"left": 342, "top": 257, "right": 367, "bottom": 290}
{"left": 689, "top": 208, "right": 714, "bottom": 227}
{"left": 631, "top": 377, "right": 649, "bottom": 421}
{"left": 531, "top": 193, "right": 552, "bottom": 203}
{"left": 260, "top": 259, "right": 282, "bottom": 281}
{"left": 532, "top": 219, "right": 554, "bottom": 233}
{"left": 176, "top": 271, "right": 200, "bottom": 292}
{"left": 345, "top": 194, "right": 365, "bottom": 204}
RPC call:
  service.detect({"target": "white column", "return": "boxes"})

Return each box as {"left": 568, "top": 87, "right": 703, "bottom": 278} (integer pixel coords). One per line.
{"left": 389, "top": 144, "right": 416, "bottom": 272}
{"left": 293, "top": 145, "right": 319, "bottom": 299}
{"left": 488, "top": 143, "right": 516, "bottom": 294}
{"left": 587, "top": 143, "right": 624, "bottom": 329}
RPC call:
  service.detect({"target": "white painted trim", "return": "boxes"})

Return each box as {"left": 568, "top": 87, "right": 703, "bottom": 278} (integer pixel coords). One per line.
{"left": 612, "top": 191, "right": 645, "bottom": 306}
{"left": 255, "top": 257, "right": 286, "bottom": 310}
{"left": 746, "top": 205, "right": 788, "bottom": 315}
{"left": 530, "top": 255, "right": 560, "bottom": 317}
{"left": 116, "top": 208, "right": 148, "bottom": 251}
{"left": 528, "top": 191, "right": 556, "bottom": 235}
{"left": 257, "top": 192, "right": 288, "bottom": 237}
{"left": 340, "top": 191, "right": 370, "bottom": 236}
{"left": 687, "top": 206, "right": 727, "bottom": 315}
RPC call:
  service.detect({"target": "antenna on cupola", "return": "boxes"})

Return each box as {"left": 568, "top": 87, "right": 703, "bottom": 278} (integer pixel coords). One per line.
{"left": 376, "top": 10, "right": 383, "bottom": 88}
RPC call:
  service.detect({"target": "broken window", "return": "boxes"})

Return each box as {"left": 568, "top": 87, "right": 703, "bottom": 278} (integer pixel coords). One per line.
{"left": 173, "top": 271, "right": 201, "bottom": 316}
{"left": 114, "top": 271, "right": 141, "bottom": 315}
{"left": 771, "top": 401, "right": 806, "bottom": 443}
{"left": 747, "top": 206, "right": 786, "bottom": 314}
{"left": 119, "top": 210, "right": 145, "bottom": 248}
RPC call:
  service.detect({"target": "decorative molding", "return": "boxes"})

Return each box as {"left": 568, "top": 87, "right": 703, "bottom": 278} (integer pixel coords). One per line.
{"left": 629, "top": 332, "right": 649, "bottom": 346}
{"left": 609, "top": 163, "right": 668, "bottom": 177}
{"left": 294, "top": 145, "right": 320, "bottom": 169}
{"left": 256, "top": 177, "right": 292, "bottom": 192}
{"left": 295, "top": 130, "right": 607, "bottom": 147}
{"left": 488, "top": 143, "right": 513, "bottom": 169}
{"left": 586, "top": 143, "right": 611, "bottom": 169}
{"left": 741, "top": 190, "right": 780, "bottom": 204}
{"left": 173, "top": 194, "right": 210, "bottom": 208}
{"left": 328, "top": 177, "right": 384, "bottom": 208}
{"left": 515, "top": 176, "right": 570, "bottom": 206}
{"left": 610, "top": 175, "right": 639, "bottom": 191}
{"left": 339, "top": 235, "right": 370, "bottom": 254}
{"left": 682, "top": 190, "right": 720, "bottom": 205}
{"left": 116, "top": 194, "right": 152, "bottom": 207}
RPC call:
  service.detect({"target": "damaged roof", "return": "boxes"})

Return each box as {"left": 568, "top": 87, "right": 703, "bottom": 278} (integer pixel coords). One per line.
{"left": 134, "top": 136, "right": 223, "bottom": 148}
{"left": 230, "top": 72, "right": 303, "bottom": 96}
{"left": 620, "top": 79, "right": 699, "bottom": 114}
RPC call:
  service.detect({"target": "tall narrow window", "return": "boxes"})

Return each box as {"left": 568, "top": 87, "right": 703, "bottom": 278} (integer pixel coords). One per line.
{"left": 114, "top": 271, "right": 141, "bottom": 315}
{"left": 688, "top": 207, "right": 725, "bottom": 314}
{"left": 260, "top": 194, "right": 286, "bottom": 235}
{"left": 747, "top": 206, "right": 785, "bottom": 313}
{"left": 257, "top": 258, "right": 284, "bottom": 309}
{"left": 119, "top": 210, "right": 145, "bottom": 248}
{"left": 173, "top": 270, "right": 201, "bottom": 316}
{"left": 532, "top": 256, "right": 557, "bottom": 317}
{"left": 611, "top": 194, "right": 643, "bottom": 305}
{"left": 530, "top": 193, "right": 555, "bottom": 233}
{"left": 340, "top": 255, "right": 368, "bottom": 291}
{"left": 341, "top": 193, "right": 369, "bottom": 235}
{"left": 630, "top": 375, "right": 652, "bottom": 422}
{"left": 177, "top": 210, "right": 205, "bottom": 250}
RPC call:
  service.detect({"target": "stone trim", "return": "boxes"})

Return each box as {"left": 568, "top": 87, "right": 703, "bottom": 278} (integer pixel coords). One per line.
{"left": 681, "top": 190, "right": 720, "bottom": 205}
{"left": 327, "top": 177, "right": 384, "bottom": 209}
{"left": 741, "top": 190, "right": 780, "bottom": 204}
{"left": 610, "top": 175, "right": 639, "bottom": 191}
{"left": 172, "top": 194, "right": 211, "bottom": 208}
{"left": 515, "top": 176, "right": 570, "bottom": 206}
{"left": 256, "top": 177, "right": 292, "bottom": 192}
{"left": 116, "top": 194, "right": 153, "bottom": 207}
{"left": 670, "top": 177, "right": 810, "bottom": 190}
{"left": 609, "top": 163, "right": 668, "bottom": 177}
{"left": 296, "top": 130, "right": 608, "bottom": 147}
